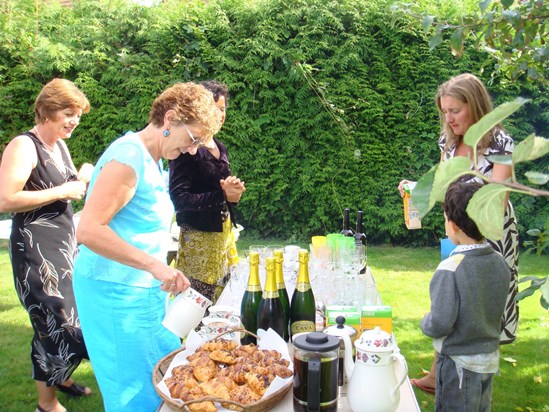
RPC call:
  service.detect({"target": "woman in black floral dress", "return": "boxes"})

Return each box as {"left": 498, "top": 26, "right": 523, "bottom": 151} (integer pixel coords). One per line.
{"left": 0, "top": 79, "right": 93, "bottom": 412}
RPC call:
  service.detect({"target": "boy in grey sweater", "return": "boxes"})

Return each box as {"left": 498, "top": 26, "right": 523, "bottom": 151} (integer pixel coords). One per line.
{"left": 420, "top": 182, "right": 510, "bottom": 411}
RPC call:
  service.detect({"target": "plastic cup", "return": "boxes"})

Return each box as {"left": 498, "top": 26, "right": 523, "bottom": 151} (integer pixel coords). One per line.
{"left": 440, "top": 237, "right": 457, "bottom": 260}
{"left": 311, "top": 236, "right": 327, "bottom": 248}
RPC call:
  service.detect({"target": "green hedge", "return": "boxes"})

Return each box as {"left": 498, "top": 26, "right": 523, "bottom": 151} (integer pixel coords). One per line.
{"left": 0, "top": 0, "right": 546, "bottom": 245}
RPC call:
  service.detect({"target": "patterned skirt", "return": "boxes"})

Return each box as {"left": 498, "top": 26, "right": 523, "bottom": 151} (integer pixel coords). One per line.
{"left": 175, "top": 217, "right": 234, "bottom": 303}
{"left": 489, "top": 203, "right": 519, "bottom": 344}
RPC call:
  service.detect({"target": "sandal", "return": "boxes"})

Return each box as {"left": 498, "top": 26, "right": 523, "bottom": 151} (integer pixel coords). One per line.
{"left": 56, "top": 382, "right": 91, "bottom": 397}
{"left": 36, "top": 405, "right": 68, "bottom": 412}
{"left": 410, "top": 378, "right": 436, "bottom": 395}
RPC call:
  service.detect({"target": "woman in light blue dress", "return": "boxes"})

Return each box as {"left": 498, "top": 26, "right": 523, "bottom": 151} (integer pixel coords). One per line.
{"left": 73, "top": 82, "right": 221, "bottom": 412}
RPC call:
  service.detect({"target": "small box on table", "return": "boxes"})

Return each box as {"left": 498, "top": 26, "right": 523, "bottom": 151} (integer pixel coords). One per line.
{"left": 325, "top": 305, "right": 361, "bottom": 336}
{"left": 361, "top": 305, "right": 393, "bottom": 334}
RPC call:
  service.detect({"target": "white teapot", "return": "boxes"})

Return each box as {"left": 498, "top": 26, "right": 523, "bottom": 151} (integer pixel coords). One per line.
{"left": 342, "top": 327, "right": 408, "bottom": 412}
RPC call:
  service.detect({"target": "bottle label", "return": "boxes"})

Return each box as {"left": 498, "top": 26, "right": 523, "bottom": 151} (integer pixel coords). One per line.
{"left": 277, "top": 283, "right": 287, "bottom": 289}
{"left": 246, "top": 285, "right": 262, "bottom": 292}
{"left": 291, "top": 320, "right": 315, "bottom": 335}
{"left": 295, "top": 282, "right": 311, "bottom": 292}
{"left": 263, "top": 290, "right": 280, "bottom": 299}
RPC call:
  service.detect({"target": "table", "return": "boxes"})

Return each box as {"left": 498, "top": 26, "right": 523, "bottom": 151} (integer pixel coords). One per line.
{"left": 158, "top": 265, "right": 421, "bottom": 412}
{"left": 160, "top": 379, "right": 420, "bottom": 412}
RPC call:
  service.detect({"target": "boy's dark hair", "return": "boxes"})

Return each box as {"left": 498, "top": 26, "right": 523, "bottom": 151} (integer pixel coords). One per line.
{"left": 199, "top": 80, "right": 229, "bottom": 104}
{"left": 442, "top": 181, "right": 484, "bottom": 241}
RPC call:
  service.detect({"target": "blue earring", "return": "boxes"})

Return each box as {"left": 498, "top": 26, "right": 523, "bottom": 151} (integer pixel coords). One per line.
{"left": 163, "top": 129, "right": 170, "bottom": 137}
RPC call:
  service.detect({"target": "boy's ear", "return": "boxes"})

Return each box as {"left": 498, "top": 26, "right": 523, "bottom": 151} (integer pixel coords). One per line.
{"left": 448, "top": 220, "right": 461, "bottom": 235}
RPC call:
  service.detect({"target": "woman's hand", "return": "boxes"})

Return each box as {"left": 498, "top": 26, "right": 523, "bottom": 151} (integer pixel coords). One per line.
{"left": 398, "top": 179, "right": 411, "bottom": 198}
{"left": 221, "top": 176, "right": 246, "bottom": 203}
{"left": 152, "top": 263, "right": 190, "bottom": 294}
{"left": 77, "top": 163, "right": 94, "bottom": 184}
{"left": 59, "top": 180, "right": 87, "bottom": 201}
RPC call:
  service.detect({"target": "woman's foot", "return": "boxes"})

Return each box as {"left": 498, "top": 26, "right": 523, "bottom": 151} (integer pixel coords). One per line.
{"left": 36, "top": 380, "right": 68, "bottom": 412}
{"left": 57, "top": 379, "right": 92, "bottom": 397}
{"left": 411, "top": 374, "right": 436, "bottom": 395}
{"left": 36, "top": 402, "right": 67, "bottom": 412}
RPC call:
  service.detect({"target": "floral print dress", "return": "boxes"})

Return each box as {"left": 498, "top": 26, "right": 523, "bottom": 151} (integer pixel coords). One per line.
{"left": 9, "top": 131, "right": 88, "bottom": 385}
{"left": 439, "top": 129, "right": 519, "bottom": 344}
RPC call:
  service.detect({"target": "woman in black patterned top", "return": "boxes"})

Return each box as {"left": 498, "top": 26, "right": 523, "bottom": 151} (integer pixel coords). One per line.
{"left": 0, "top": 79, "right": 93, "bottom": 412}
{"left": 399, "top": 73, "right": 519, "bottom": 395}
{"left": 169, "top": 80, "right": 246, "bottom": 303}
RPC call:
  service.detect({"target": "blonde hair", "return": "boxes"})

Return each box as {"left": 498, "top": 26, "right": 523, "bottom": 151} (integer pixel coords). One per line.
{"left": 435, "top": 73, "right": 499, "bottom": 156}
{"left": 148, "top": 82, "right": 221, "bottom": 140}
{"left": 34, "top": 78, "right": 90, "bottom": 124}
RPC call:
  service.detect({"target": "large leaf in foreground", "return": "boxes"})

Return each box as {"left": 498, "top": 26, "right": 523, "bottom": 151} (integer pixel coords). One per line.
{"left": 431, "top": 157, "right": 475, "bottom": 202}
{"left": 413, "top": 165, "right": 437, "bottom": 218}
{"left": 525, "top": 171, "right": 549, "bottom": 185}
{"left": 464, "top": 98, "right": 529, "bottom": 151}
{"left": 513, "top": 134, "right": 549, "bottom": 164}
{"left": 540, "top": 277, "right": 549, "bottom": 310}
{"left": 467, "top": 183, "right": 508, "bottom": 240}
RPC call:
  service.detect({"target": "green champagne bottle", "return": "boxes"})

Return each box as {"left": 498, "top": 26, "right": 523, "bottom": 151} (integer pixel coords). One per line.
{"left": 290, "top": 250, "right": 316, "bottom": 337}
{"left": 257, "top": 257, "right": 286, "bottom": 339}
{"left": 240, "top": 251, "right": 262, "bottom": 344}
{"left": 274, "top": 250, "right": 290, "bottom": 342}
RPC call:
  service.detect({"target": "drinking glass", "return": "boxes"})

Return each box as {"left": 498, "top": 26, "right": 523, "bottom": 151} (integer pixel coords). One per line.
{"left": 227, "top": 259, "right": 248, "bottom": 309}
{"left": 266, "top": 244, "right": 284, "bottom": 257}
{"left": 353, "top": 243, "right": 367, "bottom": 272}
{"left": 248, "top": 245, "right": 267, "bottom": 260}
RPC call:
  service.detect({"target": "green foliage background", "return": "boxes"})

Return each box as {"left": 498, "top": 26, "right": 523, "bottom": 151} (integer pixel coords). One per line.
{"left": 0, "top": 0, "right": 547, "bottom": 245}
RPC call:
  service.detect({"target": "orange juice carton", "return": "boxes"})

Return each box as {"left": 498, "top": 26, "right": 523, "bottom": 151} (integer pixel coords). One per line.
{"left": 360, "top": 305, "right": 393, "bottom": 334}
{"left": 403, "top": 182, "right": 422, "bottom": 230}
{"left": 325, "top": 305, "right": 362, "bottom": 337}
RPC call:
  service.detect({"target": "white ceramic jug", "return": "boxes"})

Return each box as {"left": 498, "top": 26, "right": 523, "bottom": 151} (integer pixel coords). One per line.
{"left": 342, "top": 327, "right": 408, "bottom": 412}
{"left": 162, "top": 288, "right": 211, "bottom": 339}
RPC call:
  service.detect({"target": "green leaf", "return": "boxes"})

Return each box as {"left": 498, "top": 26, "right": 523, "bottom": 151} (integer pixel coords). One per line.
{"left": 412, "top": 165, "right": 437, "bottom": 218}
{"left": 501, "top": 0, "right": 515, "bottom": 9}
{"left": 519, "top": 275, "right": 542, "bottom": 283}
{"left": 429, "top": 33, "right": 444, "bottom": 50}
{"left": 540, "top": 278, "right": 549, "bottom": 309}
{"left": 527, "top": 67, "right": 538, "bottom": 80}
{"left": 516, "top": 285, "right": 538, "bottom": 301}
{"left": 487, "top": 154, "right": 513, "bottom": 166}
{"left": 431, "top": 157, "right": 475, "bottom": 203}
{"left": 466, "top": 183, "right": 508, "bottom": 240}
{"left": 525, "top": 171, "right": 549, "bottom": 185}
{"left": 450, "top": 28, "right": 464, "bottom": 57}
{"left": 513, "top": 134, "right": 549, "bottom": 164}
{"left": 422, "top": 15, "right": 434, "bottom": 31}
{"left": 479, "top": 0, "right": 492, "bottom": 13}
{"left": 464, "top": 98, "right": 530, "bottom": 150}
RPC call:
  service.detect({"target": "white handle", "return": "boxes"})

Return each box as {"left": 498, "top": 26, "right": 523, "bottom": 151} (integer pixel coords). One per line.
{"left": 390, "top": 352, "right": 408, "bottom": 400}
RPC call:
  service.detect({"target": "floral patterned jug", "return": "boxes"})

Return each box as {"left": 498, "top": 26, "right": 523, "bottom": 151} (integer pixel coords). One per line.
{"left": 342, "top": 327, "right": 408, "bottom": 412}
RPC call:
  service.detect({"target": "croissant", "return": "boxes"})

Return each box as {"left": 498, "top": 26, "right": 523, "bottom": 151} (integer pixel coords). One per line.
{"left": 201, "top": 338, "right": 238, "bottom": 352}
{"left": 167, "top": 340, "right": 292, "bottom": 407}
{"left": 229, "top": 383, "right": 261, "bottom": 406}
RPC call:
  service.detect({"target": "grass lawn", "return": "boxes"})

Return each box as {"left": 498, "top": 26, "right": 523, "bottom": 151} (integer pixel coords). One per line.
{"left": 0, "top": 240, "right": 547, "bottom": 411}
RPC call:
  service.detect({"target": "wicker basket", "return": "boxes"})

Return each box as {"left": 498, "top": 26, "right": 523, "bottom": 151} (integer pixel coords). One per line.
{"left": 152, "top": 329, "right": 293, "bottom": 411}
